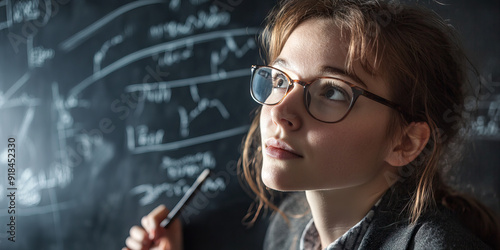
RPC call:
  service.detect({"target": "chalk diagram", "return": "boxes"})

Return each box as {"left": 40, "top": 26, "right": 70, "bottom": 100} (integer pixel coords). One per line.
{"left": 0, "top": 0, "right": 260, "bottom": 247}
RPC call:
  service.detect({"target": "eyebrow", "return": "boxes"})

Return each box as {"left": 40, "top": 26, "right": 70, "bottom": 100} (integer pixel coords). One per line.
{"left": 321, "top": 66, "right": 368, "bottom": 88}
{"left": 272, "top": 58, "right": 288, "bottom": 67}
{"left": 272, "top": 58, "right": 368, "bottom": 88}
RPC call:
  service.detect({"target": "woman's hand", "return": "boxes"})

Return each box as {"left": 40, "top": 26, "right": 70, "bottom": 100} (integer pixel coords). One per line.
{"left": 123, "top": 205, "right": 183, "bottom": 250}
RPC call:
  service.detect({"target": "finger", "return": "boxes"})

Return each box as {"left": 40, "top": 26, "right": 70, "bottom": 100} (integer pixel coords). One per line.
{"left": 143, "top": 205, "right": 169, "bottom": 238}
{"left": 148, "top": 204, "right": 169, "bottom": 225}
{"left": 157, "top": 239, "right": 171, "bottom": 250}
{"left": 129, "top": 225, "right": 151, "bottom": 245}
{"left": 155, "top": 218, "right": 183, "bottom": 250}
{"left": 125, "top": 236, "right": 147, "bottom": 250}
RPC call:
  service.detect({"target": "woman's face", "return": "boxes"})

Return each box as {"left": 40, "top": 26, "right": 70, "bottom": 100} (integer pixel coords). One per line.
{"left": 260, "top": 18, "right": 398, "bottom": 191}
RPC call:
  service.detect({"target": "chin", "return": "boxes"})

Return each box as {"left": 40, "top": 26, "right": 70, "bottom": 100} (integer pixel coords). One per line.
{"left": 261, "top": 165, "right": 304, "bottom": 191}
{"left": 262, "top": 177, "right": 289, "bottom": 191}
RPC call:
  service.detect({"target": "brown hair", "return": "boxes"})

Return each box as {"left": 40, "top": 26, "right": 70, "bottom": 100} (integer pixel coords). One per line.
{"left": 239, "top": 0, "right": 499, "bottom": 248}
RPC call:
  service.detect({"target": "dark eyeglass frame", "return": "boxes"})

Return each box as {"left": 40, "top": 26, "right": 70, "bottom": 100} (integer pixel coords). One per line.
{"left": 250, "top": 65, "right": 406, "bottom": 123}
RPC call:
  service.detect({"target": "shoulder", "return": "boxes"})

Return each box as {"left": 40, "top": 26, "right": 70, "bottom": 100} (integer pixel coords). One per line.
{"left": 409, "top": 207, "right": 492, "bottom": 249}
{"left": 263, "top": 192, "right": 311, "bottom": 250}
{"left": 368, "top": 208, "right": 491, "bottom": 249}
{"left": 360, "top": 183, "right": 492, "bottom": 250}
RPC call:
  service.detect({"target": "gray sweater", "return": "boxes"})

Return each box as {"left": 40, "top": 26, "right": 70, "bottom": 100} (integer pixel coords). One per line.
{"left": 263, "top": 182, "right": 492, "bottom": 250}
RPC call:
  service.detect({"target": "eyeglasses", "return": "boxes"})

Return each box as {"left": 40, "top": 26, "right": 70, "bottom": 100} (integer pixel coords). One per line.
{"left": 250, "top": 65, "right": 405, "bottom": 123}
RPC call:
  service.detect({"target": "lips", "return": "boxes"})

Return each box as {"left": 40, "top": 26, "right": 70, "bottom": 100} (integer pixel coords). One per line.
{"left": 264, "top": 138, "right": 303, "bottom": 159}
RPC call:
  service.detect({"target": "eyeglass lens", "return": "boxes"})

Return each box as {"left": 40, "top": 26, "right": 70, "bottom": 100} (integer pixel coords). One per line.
{"left": 251, "top": 66, "right": 355, "bottom": 123}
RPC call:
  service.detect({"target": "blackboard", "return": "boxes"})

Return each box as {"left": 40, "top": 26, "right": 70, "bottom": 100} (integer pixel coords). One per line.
{"left": 0, "top": 0, "right": 498, "bottom": 249}
{"left": 0, "top": 0, "right": 275, "bottom": 249}
{"left": 422, "top": 0, "right": 500, "bottom": 213}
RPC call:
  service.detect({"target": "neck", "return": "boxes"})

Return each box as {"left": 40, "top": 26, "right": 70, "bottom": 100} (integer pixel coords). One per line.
{"left": 305, "top": 174, "right": 394, "bottom": 248}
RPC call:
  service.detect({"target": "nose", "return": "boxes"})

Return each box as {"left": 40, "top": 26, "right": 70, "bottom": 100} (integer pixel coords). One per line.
{"left": 270, "top": 82, "right": 304, "bottom": 131}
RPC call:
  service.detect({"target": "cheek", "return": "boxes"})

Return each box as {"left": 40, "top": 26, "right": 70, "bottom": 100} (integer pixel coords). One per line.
{"left": 307, "top": 118, "right": 393, "bottom": 186}
{"left": 259, "top": 106, "right": 273, "bottom": 137}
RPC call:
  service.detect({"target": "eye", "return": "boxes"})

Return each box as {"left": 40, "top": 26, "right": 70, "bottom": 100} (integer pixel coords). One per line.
{"left": 320, "top": 80, "right": 351, "bottom": 102}
{"left": 324, "top": 87, "right": 347, "bottom": 101}
{"left": 258, "top": 70, "right": 271, "bottom": 79}
{"left": 272, "top": 72, "right": 288, "bottom": 89}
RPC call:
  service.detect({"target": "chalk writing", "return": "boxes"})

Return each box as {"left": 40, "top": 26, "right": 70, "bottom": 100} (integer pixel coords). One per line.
{"left": 161, "top": 151, "right": 216, "bottom": 179}
{"left": 131, "top": 179, "right": 187, "bottom": 206}
{"left": 137, "top": 125, "right": 165, "bottom": 147}
{"left": 146, "top": 87, "right": 171, "bottom": 104}
{"left": 178, "top": 94, "right": 230, "bottom": 137}
{"left": 93, "top": 34, "right": 125, "bottom": 73}
{"left": 28, "top": 36, "right": 54, "bottom": 68}
{"left": 12, "top": 0, "right": 40, "bottom": 23}
{"left": 0, "top": 72, "right": 31, "bottom": 108}
{"left": 167, "top": 0, "right": 181, "bottom": 10}
{"left": 0, "top": 0, "right": 52, "bottom": 30}
{"left": 154, "top": 41, "right": 193, "bottom": 67}
{"left": 125, "top": 68, "right": 249, "bottom": 102}
{"left": 200, "top": 177, "right": 225, "bottom": 193}
{"left": 58, "top": 0, "right": 164, "bottom": 51}
{"left": 0, "top": 164, "right": 73, "bottom": 207}
{"left": 0, "top": 0, "right": 274, "bottom": 249}
{"left": 190, "top": 0, "right": 211, "bottom": 5}
{"left": 130, "top": 177, "right": 226, "bottom": 206}
{"left": 211, "top": 36, "right": 256, "bottom": 74}
{"left": 149, "top": 5, "right": 230, "bottom": 40}
{"left": 472, "top": 96, "right": 500, "bottom": 138}
{"left": 469, "top": 74, "right": 500, "bottom": 139}
{"left": 67, "top": 28, "right": 259, "bottom": 100}
{"left": 473, "top": 116, "right": 498, "bottom": 137}
{"left": 487, "top": 97, "right": 500, "bottom": 122}
{"left": 0, "top": 92, "right": 39, "bottom": 109}
{"left": 0, "top": 83, "right": 117, "bottom": 212}
{"left": 125, "top": 125, "right": 164, "bottom": 148}
{"left": 124, "top": 67, "right": 248, "bottom": 150}
{"left": 0, "top": 0, "right": 12, "bottom": 30}
{"left": 127, "top": 125, "right": 249, "bottom": 154}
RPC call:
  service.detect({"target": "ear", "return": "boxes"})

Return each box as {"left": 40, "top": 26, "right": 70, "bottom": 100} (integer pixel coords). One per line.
{"left": 385, "top": 122, "right": 430, "bottom": 167}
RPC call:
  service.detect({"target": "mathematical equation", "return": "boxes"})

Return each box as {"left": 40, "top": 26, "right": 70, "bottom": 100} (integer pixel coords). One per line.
{"left": 0, "top": 0, "right": 257, "bottom": 214}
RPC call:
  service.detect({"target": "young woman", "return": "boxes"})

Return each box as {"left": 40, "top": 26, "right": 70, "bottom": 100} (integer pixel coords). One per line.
{"left": 124, "top": 0, "right": 499, "bottom": 249}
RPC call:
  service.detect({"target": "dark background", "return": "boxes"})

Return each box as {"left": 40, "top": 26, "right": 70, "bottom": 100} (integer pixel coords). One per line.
{"left": 0, "top": 0, "right": 498, "bottom": 249}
